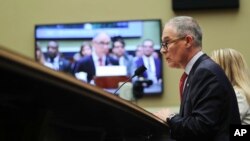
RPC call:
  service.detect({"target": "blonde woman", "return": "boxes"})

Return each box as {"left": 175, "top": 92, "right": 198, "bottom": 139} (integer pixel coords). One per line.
{"left": 211, "top": 48, "right": 250, "bottom": 125}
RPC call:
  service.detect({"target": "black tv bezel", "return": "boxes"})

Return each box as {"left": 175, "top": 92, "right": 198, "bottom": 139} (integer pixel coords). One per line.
{"left": 172, "top": 0, "right": 239, "bottom": 11}
{"left": 34, "top": 19, "right": 162, "bottom": 40}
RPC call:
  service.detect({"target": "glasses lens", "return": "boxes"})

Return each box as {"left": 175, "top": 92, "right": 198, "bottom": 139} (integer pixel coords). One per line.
{"left": 161, "top": 42, "right": 167, "bottom": 49}
{"left": 97, "top": 41, "right": 110, "bottom": 46}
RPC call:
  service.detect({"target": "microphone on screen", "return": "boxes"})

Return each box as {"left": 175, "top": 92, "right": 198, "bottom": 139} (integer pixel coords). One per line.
{"left": 113, "top": 65, "right": 147, "bottom": 96}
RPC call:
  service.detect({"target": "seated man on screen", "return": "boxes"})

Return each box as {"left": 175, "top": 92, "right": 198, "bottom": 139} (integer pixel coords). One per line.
{"left": 44, "top": 41, "right": 72, "bottom": 73}
{"left": 133, "top": 44, "right": 144, "bottom": 62}
{"left": 73, "top": 32, "right": 119, "bottom": 83}
{"left": 111, "top": 36, "right": 134, "bottom": 77}
{"left": 133, "top": 39, "right": 162, "bottom": 84}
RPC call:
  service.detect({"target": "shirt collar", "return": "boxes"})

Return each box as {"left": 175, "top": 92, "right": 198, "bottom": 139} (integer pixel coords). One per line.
{"left": 142, "top": 55, "right": 153, "bottom": 60}
{"left": 185, "top": 51, "right": 204, "bottom": 75}
{"left": 92, "top": 51, "right": 106, "bottom": 62}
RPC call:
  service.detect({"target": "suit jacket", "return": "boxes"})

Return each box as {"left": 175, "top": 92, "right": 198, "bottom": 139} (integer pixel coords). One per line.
{"left": 135, "top": 57, "right": 162, "bottom": 80}
{"left": 45, "top": 55, "right": 71, "bottom": 73}
{"left": 168, "top": 54, "right": 241, "bottom": 141}
{"left": 120, "top": 53, "right": 134, "bottom": 76}
{"left": 58, "top": 57, "right": 72, "bottom": 73}
{"left": 73, "top": 55, "right": 119, "bottom": 82}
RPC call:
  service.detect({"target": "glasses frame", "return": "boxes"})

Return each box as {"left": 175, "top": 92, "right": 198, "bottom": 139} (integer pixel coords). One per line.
{"left": 161, "top": 36, "right": 186, "bottom": 50}
{"left": 94, "top": 41, "right": 111, "bottom": 46}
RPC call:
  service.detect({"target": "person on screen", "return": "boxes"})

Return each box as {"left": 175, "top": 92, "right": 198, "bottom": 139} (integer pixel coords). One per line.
{"left": 211, "top": 48, "right": 250, "bottom": 125}
{"left": 133, "top": 44, "right": 144, "bottom": 62}
{"left": 111, "top": 36, "right": 134, "bottom": 76}
{"left": 153, "top": 16, "right": 241, "bottom": 141}
{"left": 44, "top": 41, "right": 71, "bottom": 73}
{"left": 35, "top": 42, "right": 46, "bottom": 65}
{"left": 73, "top": 42, "right": 92, "bottom": 62}
{"left": 73, "top": 32, "right": 119, "bottom": 83}
{"left": 152, "top": 51, "right": 160, "bottom": 59}
{"left": 133, "top": 39, "right": 162, "bottom": 84}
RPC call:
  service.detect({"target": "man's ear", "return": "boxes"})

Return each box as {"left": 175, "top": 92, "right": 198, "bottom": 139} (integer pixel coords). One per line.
{"left": 185, "top": 35, "right": 193, "bottom": 48}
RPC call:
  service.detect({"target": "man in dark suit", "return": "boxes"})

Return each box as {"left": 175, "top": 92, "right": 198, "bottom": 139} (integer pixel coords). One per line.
{"left": 133, "top": 39, "right": 162, "bottom": 84}
{"left": 154, "top": 16, "right": 241, "bottom": 141}
{"left": 73, "top": 32, "right": 118, "bottom": 83}
{"left": 44, "top": 41, "right": 71, "bottom": 73}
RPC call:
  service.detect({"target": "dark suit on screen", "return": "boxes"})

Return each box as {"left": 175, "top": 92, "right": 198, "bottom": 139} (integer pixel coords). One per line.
{"left": 44, "top": 55, "right": 72, "bottom": 73}
{"left": 134, "top": 57, "right": 162, "bottom": 81}
{"left": 168, "top": 54, "right": 241, "bottom": 141}
{"left": 73, "top": 55, "right": 119, "bottom": 83}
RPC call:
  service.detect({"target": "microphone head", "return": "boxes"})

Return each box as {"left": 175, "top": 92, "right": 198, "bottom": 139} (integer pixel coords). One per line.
{"left": 134, "top": 65, "right": 147, "bottom": 76}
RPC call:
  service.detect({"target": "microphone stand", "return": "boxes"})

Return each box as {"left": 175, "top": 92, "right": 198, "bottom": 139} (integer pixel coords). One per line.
{"left": 113, "top": 65, "right": 147, "bottom": 98}
{"left": 113, "top": 74, "right": 135, "bottom": 96}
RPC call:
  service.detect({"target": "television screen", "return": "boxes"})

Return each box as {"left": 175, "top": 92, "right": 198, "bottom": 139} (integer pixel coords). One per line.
{"left": 35, "top": 19, "right": 163, "bottom": 96}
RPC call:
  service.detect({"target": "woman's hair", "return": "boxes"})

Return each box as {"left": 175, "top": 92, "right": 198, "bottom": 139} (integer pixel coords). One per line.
{"left": 80, "top": 42, "right": 92, "bottom": 56}
{"left": 35, "top": 42, "right": 45, "bottom": 64}
{"left": 112, "top": 36, "right": 125, "bottom": 49}
{"left": 211, "top": 48, "right": 250, "bottom": 104}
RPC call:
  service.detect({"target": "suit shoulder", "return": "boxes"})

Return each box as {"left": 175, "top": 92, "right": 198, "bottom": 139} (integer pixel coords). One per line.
{"left": 196, "top": 58, "right": 224, "bottom": 74}
{"left": 78, "top": 55, "right": 93, "bottom": 63}
{"left": 135, "top": 57, "right": 143, "bottom": 63}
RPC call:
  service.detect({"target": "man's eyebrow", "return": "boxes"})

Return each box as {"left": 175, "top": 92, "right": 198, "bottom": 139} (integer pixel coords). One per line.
{"left": 162, "top": 36, "right": 170, "bottom": 41}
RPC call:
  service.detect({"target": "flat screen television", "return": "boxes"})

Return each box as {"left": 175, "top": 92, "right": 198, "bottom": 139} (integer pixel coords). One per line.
{"left": 35, "top": 19, "right": 163, "bottom": 96}
{"left": 172, "top": 0, "right": 239, "bottom": 11}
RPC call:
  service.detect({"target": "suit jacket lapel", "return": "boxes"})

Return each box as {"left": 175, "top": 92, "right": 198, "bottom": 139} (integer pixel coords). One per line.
{"left": 179, "top": 54, "right": 210, "bottom": 115}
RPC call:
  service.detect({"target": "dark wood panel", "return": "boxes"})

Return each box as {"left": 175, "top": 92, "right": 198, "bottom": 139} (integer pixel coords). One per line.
{"left": 0, "top": 46, "right": 169, "bottom": 141}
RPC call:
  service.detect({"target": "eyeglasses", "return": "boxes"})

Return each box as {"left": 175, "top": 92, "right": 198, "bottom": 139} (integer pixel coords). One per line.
{"left": 95, "top": 41, "right": 110, "bottom": 46}
{"left": 161, "top": 36, "right": 186, "bottom": 50}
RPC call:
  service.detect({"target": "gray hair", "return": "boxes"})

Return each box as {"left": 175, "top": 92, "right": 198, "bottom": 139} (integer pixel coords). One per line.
{"left": 166, "top": 16, "right": 202, "bottom": 47}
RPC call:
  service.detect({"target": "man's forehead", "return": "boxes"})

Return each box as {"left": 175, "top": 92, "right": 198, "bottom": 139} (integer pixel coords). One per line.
{"left": 162, "top": 26, "right": 176, "bottom": 39}
{"left": 48, "top": 41, "right": 58, "bottom": 47}
{"left": 94, "top": 32, "right": 110, "bottom": 41}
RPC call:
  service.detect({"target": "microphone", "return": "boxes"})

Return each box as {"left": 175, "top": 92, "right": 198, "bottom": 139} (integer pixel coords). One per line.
{"left": 113, "top": 65, "right": 147, "bottom": 96}
{"left": 134, "top": 65, "right": 147, "bottom": 77}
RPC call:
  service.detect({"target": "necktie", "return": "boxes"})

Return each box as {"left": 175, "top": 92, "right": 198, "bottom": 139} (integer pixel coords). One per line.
{"left": 179, "top": 72, "right": 188, "bottom": 101}
{"left": 50, "top": 57, "right": 54, "bottom": 63}
{"left": 147, "top": 58, "right": 151, "bottom": 72}
{"left": 98, "top": 57, "right": 103, "bottom": 66}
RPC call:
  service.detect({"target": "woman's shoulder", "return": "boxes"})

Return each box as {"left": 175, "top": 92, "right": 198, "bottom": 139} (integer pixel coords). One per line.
{"left": 234, "top": 86, "right": 250, "bottom": 125}
{"left": 234, "top": 86, "right": 247, "bottom": 101}
{"left": 234, "top": 86, "right": 245, "bottom": 95}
